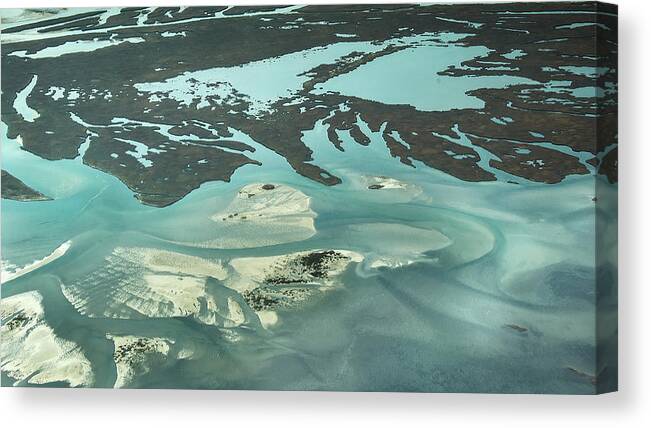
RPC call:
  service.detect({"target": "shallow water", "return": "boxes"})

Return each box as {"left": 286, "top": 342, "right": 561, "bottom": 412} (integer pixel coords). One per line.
{"left": 1, "top": 111, "right": 615, "bottom": 392}
{"left": 314, "top": 40, "right": 536, "bottom": 111}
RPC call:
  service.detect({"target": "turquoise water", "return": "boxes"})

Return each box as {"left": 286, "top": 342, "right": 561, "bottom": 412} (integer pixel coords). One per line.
{"left": 0, "top": 11, "right": 617, "bottom": 392}
{"left": 1, "top": 111, "right": 615, "bottom": 391}
{"left": 313, "top": 39, "right": 536, "bottom": 111}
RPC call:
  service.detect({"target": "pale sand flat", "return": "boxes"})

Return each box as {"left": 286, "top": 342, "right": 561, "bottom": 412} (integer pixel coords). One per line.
{"left": 194, "top": 183, "right": 317, "bottom": 249}
{"left": 114, "top": 246, "right": 227, "bottom": 280}
{"left": 61, "top": 247, "right": 247, "bottom": 329}
{"left": 138, "top": 274, "right": 206, "bottom": 317}
{"left": 63, "top": 245, "right": 367, "bottom": 333}
{"left": 1, "top": 290, "right": 93, "bottom": 387}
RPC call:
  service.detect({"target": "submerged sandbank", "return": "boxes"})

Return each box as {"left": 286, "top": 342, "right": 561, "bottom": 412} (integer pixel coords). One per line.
{"left": 343, "top": 223, "right": 452, "bottom": 270}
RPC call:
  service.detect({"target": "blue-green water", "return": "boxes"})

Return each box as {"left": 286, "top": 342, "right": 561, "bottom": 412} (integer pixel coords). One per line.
{"left": 1, "top": 113, "right": 616, "bottom": 391}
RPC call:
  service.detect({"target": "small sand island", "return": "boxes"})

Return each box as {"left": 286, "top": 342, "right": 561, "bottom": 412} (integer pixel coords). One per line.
{"left": 1, "top": 291, "right": 93, "bottom": 387}
{"left": 1, "top": 170, "right": 51, "bottom": 201}
{"left": 108, "top": 334, "right": 173, "bottom": 388}
{"left": 360, "top": 175, "right": 422, "bottom": 201}
{"left": 194, "top": 183, "right": 316, "bottom": 248}
{"left": 228, "top": 249, "right": 363, "bottom": 328}
{"left": 363, "top": 175, "right": 411, "bottom": 191}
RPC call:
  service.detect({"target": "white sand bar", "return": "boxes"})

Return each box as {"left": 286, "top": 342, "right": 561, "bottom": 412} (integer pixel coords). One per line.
{"left": 1, "top": 291, "right": 93, "bottom": 387}
{"left": 1, "top": 240, "right": 72, "bottom": 284}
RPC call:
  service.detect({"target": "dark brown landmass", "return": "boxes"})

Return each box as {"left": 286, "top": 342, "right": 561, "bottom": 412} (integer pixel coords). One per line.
{"left": 0, "top": 2, "right": 618, "bottom": 206}
{"left": 1, "top": 170, "right": 51, "bottom": 201}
